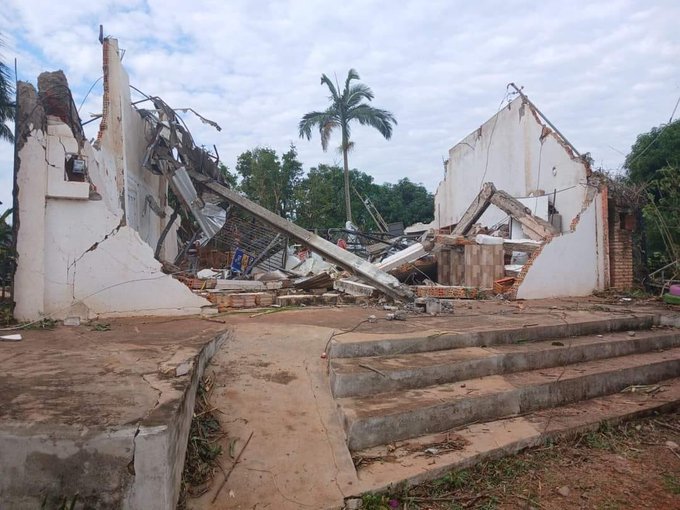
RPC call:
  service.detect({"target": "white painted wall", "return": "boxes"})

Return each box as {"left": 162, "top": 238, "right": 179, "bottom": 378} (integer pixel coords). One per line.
{"left": 435, "top": 97, "right": 589, "bottom": 232}
{"left": 13, "top": 39, "right": 208, "bottom": 320}
{"left": 516, "top": 195, "right": 606, "bottom": 299}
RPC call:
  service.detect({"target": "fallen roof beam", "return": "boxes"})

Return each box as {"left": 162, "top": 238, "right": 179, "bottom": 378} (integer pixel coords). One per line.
{"left": 451, "top": 182, "right": 558, "bottom": 241}
{"left": 489, "top": 190, "right": 558, "bottom": 241}
{"left": 451, "top": 182, "right": 496, "bottom": 236}
{"left": 188, "top": 171, "right": 414, "bottom": 301}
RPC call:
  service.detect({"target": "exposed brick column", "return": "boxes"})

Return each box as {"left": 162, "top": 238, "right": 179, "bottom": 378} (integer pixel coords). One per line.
{"left": 608, "top": 204, "right": 634, "bottom": 289}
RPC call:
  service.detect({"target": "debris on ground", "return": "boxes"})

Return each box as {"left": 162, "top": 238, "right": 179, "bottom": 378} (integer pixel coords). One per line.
{"left": 177, "top": 374, "right": 224, "bottom": 509}
{"left": 356, "top": 411, "right": 680, "bottom": 510}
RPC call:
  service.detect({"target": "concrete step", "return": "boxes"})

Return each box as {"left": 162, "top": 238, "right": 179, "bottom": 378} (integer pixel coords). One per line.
{"left": 339, "top": 346, "right": 680, "bottom": 450}
{"left": 329, "top": 314, "right": 657, "bottom": 358}
{"left": 331, "top": 328, "right": 680, "bottom": 398}
{"left": 350, "top": 376, "right": 680, "bottom": 494}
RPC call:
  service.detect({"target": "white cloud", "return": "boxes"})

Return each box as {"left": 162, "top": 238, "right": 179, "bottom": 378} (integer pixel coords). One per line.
{"left": 1, "top": 0, "right": 680, "bottom": 211}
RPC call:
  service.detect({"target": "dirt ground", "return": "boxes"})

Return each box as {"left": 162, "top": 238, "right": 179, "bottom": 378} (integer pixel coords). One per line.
{"left": 363, "top": 411, "right": 680, "bottom": 510}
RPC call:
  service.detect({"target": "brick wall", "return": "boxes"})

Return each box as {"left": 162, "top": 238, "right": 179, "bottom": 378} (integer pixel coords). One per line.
{"left": 609, "top": 206, "right": 634, "bottom": 289}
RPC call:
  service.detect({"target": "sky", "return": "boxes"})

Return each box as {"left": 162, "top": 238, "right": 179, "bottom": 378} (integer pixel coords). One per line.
{"left": 1, "top": 0, "right": 679, "bottom": 211}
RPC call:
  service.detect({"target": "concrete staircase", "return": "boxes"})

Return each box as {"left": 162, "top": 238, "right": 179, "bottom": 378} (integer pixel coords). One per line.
{"left": 329, "top": 314, "right": 680, "bottom": 452}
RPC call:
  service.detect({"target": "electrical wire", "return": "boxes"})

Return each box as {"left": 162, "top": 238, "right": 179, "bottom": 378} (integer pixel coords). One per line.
{"left": 478, "top": 86, "right": 513, "bottom": 190}
{"left": 77, "top": 76, "right": 103, "bottom": 113}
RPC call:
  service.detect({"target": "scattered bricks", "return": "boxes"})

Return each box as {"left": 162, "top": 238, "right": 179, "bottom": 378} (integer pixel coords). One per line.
{"left": 209, "top": 292, "right": 274, "bottom": 309}
{"left": 275, "top": 294, "right": 320, "bottom": 307}
{"left": 415, "top": 286, "right": 482, "bottom": 299}
{"left": 255, "top": 293, "right": 274, "bottom": 307}
{"left": 226, "top": 293, "right": 258, "bottom": 308}
{"left": 322, "top": 292, "right": 341, "bottom": 305}
{"left": 333, "top": 279, "right": 378, "bottom": 297}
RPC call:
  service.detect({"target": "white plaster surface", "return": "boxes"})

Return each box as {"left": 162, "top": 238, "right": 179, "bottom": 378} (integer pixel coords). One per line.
{"left": 517, "top": 196, "right": 605, "bottom": 299}
{"left": 435, "top": 97, "right": 589, "bottom": 232}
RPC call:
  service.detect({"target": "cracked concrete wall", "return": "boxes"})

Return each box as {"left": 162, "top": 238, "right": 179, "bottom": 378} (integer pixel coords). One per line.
{"left": 435, "top": 96, "right": 591, "bottom": 233}
{"left": 0, "top": 423, "right": 137, "bottom": 509}
{"left": 13, "top": 39, "right": 209, "bottom": 321}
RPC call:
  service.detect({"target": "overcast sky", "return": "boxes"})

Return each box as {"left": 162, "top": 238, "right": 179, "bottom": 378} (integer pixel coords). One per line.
{"left": 1, "top": 0, "right": 679, "bottom": 211}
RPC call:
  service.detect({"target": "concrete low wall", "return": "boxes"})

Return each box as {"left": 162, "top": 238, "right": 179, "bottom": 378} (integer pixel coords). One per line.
{"left": 0, "top": 331, "right": 229, "bottom": 510}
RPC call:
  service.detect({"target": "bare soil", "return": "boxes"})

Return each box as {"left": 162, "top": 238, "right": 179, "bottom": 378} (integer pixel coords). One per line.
{"left": 364, "top": 411, "right": 680, "bottom": 510}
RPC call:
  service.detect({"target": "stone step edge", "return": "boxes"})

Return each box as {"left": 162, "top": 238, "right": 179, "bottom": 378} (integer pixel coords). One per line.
{"left": 329, "top": 314, "right": 658, "bottom": 358}
{"left": 330, "top": 330, "right": 680, "bottom": 398}
{"left": 344, "top": 377, "right": 680, "bottom": 499}
{"left": 341, "top": 350, "right": 680, "bottom": 449}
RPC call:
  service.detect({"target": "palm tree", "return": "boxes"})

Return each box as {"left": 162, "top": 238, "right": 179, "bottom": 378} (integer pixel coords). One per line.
{"left": 299, "top": 70, "right": 396, "bottom": 223}
{"left": 0, "top": 35, "right": 15, "bottom": 143}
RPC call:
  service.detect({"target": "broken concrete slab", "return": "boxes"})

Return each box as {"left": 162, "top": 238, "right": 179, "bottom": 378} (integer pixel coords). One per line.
{"left": 334, "top": 279, "right": 378, "bottom": 297}
{"left": 214, "top": 280, "right": 266, "bottom": 291}
{"left": 451, "top": 182, "right": 558, "bottom": 241}
{"left": 375, "top": 242, "right": 429, "bottom": 273}
{"left": 275, "top": 294, "right": 323, "bottom": 307}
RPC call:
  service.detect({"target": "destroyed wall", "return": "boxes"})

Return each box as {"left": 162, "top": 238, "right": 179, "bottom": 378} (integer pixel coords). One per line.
{"left": 95, "top": 42, "right": 174, "bottom": 253}
{"left": 13, "top": 38, "right": 209, "bottom": 320}
{"left": 515, "top": 194, "right": 607, "bottom": 298}
{"left": 435, "top": 96, "right": 590, "bottom": 233}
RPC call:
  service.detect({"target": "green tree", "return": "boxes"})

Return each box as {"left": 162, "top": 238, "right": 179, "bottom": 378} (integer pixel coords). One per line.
{"left": 625, "top": 119, "right": 680, "bottom": 272}
{"left": 298, "top": 69, "right": 396, "bottom": 223}
{"left": 642, "top": 165, "right": 680, "bottom": 270}
{"left": 625, "top": 120, "right": 680, "bottom": 184}
{"left": 217, "top": 163, "right": 238, "bottom": 188}
{"left": 374, "top": 178, "right": 434, "bottom": 227}
{"left": 294, "top": 165, "right": 434, "bottom": 232}
{"left": 295, "top": 164, "right": 376, "bottom": 229}
{"left": 0, "top": 35, "right": 14, "bottom": 143}
{"left": 235, "top": 146, "right": 302, "bottom": 218}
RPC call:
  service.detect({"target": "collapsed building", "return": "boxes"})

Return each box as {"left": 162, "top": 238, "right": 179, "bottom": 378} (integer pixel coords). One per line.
{"left": 430, "top": 88, "right": 634, "bottom": 299}
{"left": 12, "top": 37, "right": 411, "bottom": 322}
{"left": 11, "top": 38, "right": 635, "bottom": 323}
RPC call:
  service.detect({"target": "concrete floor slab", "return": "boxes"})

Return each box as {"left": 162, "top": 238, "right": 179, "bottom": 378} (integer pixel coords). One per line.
{"left": 0, "top": 317, "right": 228, "bottom": 509}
